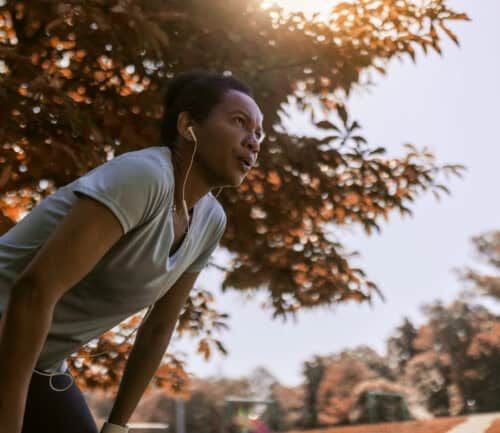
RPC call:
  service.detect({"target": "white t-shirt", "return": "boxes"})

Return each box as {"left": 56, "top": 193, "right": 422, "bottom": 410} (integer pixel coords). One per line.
{"left": 0, "top": 146, "right": 226, "bottom": 370}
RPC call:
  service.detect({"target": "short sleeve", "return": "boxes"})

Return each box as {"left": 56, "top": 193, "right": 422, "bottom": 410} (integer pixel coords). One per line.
{"left": 186, "top": 212, "right": 227, "bottom": 273}
{"left": 71, "top": 152, "right": 169, "bottom": 235}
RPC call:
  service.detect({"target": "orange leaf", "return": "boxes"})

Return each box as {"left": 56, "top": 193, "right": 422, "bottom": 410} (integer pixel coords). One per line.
{"left": 267, "top": 170, "right": 282, "bottom": 188}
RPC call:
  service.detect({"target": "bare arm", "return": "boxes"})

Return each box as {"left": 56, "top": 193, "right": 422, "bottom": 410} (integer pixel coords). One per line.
{"left": 0, "top": 196, "right": 123, "bottom": 433}
{"left": 107, "top": 271, "right": 199, "bottom": 427}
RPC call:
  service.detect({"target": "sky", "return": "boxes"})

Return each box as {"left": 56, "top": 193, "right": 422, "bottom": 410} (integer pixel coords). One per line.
{"left": 171, "top": 0, "right": 500, "bottom": 387}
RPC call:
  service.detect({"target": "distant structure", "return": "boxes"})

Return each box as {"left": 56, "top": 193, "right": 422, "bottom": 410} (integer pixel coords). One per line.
{"left": 361, "top": 391, "right": 411, "bottom": 423}
{"left": 222, "top": 396, "right": 276, "bottom": 433}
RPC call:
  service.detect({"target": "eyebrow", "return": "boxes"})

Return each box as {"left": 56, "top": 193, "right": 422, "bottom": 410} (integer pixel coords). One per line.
{"left": 230, "top": 109, "right": 264, "bottom": 135}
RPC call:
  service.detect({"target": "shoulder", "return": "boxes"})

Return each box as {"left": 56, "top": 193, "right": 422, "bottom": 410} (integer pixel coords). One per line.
{"left": 115, "top": 146, "right": 172, "bottom": 179}
{"left": 70, "top": 146, "right": 174, "bottom": 233}
{"left": 105, "top": 146, "right": 173, "bottom": 195}
{"left": 209, "top": 193, "right": 227, "bottom": 226}
{"left": 202, "top": 193, "right": 227, "bottom": 236}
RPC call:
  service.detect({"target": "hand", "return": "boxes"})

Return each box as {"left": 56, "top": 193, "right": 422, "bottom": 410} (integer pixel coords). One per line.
{"left": 100, "top": 422, "right": 129, "bottom": 433}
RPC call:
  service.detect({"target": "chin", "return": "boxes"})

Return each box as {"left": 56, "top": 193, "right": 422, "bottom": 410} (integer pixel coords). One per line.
{"left": 213, "top": 164, "right": 248, "bottom": 188}
{"left": 235, "top": 172, "right": 249, "bottom": 186}
{"left": 224, "top": 170, "right": 247, "bottom": 187}
{"left": 225, "top": 178, "right": 244, "bottom": 188}
{"left": 213, "top": 176, "right": 241, "bottom": 190}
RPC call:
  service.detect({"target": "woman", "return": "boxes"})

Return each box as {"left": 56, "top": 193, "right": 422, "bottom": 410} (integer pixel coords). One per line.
{"left": 0, "top": 70, "right": 265, "bottom": 433}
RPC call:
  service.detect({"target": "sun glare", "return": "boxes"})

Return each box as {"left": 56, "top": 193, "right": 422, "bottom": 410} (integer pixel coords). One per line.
{"left": 261, "top": 0, "right": 342, "bottom": 20}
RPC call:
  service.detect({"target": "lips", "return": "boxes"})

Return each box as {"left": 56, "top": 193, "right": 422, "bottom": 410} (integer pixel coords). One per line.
{"left": 236, "top": 156, "right": 253, "bottom": 171}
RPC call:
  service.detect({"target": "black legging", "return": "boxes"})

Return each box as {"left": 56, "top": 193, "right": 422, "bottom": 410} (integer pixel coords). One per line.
{"left": 22, "top": 369, "right": 98, "bottom": 433}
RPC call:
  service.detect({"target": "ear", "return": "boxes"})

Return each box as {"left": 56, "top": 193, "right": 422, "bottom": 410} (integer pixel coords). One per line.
{"left": 177, "top": 111, "right": 196, "bottom": 142}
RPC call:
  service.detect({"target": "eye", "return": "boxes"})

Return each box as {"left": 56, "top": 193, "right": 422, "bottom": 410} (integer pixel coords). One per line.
{"left": 234, "top": 116, "right": 246, "bottom": 127}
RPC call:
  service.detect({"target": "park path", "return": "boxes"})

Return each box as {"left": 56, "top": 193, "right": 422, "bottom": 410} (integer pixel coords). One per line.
{"left": 446, "top": 413, "right": 499, "bottom": 433}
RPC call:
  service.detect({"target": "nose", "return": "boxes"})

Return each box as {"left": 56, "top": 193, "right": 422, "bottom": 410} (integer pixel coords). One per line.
{"left": 245, "top": 131, "right": 261, "bottom": 155}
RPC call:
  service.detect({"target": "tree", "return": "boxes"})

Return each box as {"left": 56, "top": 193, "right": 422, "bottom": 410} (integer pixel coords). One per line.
{"left": 405, "top": 351, "right": 453, "bottom": 417}
{"left": 0, "top": 0, "right": 469, "bottom": 390}
{"left": 387, "top": 317, "right": 418, "bottom": 375}
{"left": 347, "top": 346, "right": 394, "bottom": 381}
{"left": 138, "top": 376, "right": 253, "bottom": 433}
{"left": 404, "top": 298, "right": 499, "bottom": 416}
{"left": 307, "top": 348, "right": 394, "bottom": 426}
{"left": 301, "top": 355, "right": 328, "bottom": 428}
{"left": 316, "top": 354, "right": 375, "bottom": 425}
{"left": 67, "top": 285, "right": 225, "bottom": 395}
{"left": 464, "top": 321, "right": 500, "bottom": 412}
{"left": 454, "top": 230, "right": 500, "bottom": 412}
{"left": 349, "top": 378, "right": 413, "bottom": 424}
{"left": 461, "top": 231, "right": 500, "bottom": 299}
{"left": 247, "top": 366, "right": 279, "bottom": 401}
{"left": 268, "top": 382, "right": 304, "bottom": 431}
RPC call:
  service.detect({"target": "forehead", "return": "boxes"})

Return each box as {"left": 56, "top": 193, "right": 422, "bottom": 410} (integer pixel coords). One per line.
{"left": 217, "top": 89, "right": 263, "bottom": 125}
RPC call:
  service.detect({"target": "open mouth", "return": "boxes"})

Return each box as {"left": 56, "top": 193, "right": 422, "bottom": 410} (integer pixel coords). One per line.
{"left": 236, "top": 156, "right": 252, "bottom": 171}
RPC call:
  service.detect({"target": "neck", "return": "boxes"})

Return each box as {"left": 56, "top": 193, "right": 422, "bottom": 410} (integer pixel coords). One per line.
{"left": 169, "top": 144, "right": 211, "bottom": 212}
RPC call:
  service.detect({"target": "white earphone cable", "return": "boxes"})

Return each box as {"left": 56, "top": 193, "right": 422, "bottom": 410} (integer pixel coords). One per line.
{"left": 34, "top": 128, "right": 225, "bottom": 392}
{"left": 33, "top": 304, "right": 155, "bottom": 392}
{"left": 33, "top": 128, "right": 203, "bottom": 392}
{"left": 181, "top": 127, "right": 197, "bottom": 231}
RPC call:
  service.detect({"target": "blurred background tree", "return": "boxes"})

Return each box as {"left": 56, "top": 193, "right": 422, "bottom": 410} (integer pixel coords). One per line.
{"left": 0, "top": 0, "right": 469, "bottom": 393}
{"left": 460, "top": 230, "right": 500, "bottom": 412}
{"left": 84, "top": 230, "right": 500, "bottom": 427}
{"left": 461, "top": 231, "right": 500, "bottom": 299}
{"left": 387, "top": 317, "right": 418, "bottom": 376}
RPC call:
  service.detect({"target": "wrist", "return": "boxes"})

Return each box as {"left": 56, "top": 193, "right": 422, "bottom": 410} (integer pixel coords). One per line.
{"left": 101, "top": 421, "right": 129, "bottom": 433}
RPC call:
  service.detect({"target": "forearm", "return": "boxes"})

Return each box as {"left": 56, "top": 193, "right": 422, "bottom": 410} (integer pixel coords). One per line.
{"left": 0, "top": 284, "right": 55, "bottom": 431}
{"left": 107, "top": 326, "right": 174, "bottom": 426}
{"left": 108, "top": 272, "right": 198, "bottom": 428}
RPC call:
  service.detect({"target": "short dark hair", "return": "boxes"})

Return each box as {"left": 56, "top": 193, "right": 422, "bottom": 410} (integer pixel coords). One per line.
{"left": 160, "top": 70, "right": 253, "bottom": 147}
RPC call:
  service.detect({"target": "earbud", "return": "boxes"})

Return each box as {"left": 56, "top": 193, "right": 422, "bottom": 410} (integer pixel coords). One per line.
{"left": 187, "top": 126, "right": 197, "bottom": 143}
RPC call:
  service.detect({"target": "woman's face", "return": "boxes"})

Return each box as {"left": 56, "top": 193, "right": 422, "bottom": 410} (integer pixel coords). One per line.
{"left": 194, "top": 89, "right": 264, "bottom": 187}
